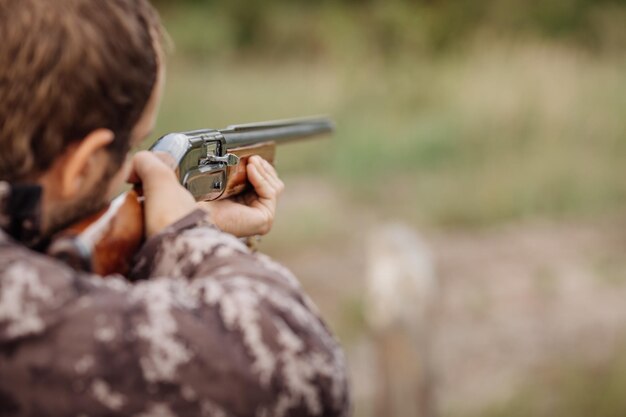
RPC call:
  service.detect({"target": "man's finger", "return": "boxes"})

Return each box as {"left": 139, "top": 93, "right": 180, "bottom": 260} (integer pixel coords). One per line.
{"left": 254, "top": 157, "right": 283, "bottom": 194}
{"left": 247, "top": 161, "right": 275, "bottom": 199}
{"left": 260, "top": 158, "right": 285, "bottom": 193}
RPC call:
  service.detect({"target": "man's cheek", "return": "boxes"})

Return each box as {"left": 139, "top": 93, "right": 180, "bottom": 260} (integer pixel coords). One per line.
{"left": 107, "top": 157, "right": 133, "bottom": 198}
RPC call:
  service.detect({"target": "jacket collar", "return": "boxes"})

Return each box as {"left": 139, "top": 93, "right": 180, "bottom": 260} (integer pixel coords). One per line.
{"left": 0, "top": 181, "right": 43, "bottom": 247}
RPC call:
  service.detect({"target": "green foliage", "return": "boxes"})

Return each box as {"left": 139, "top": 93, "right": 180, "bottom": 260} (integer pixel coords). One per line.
{"left": 154, "top": 0, "right": 626, "bottom": 59}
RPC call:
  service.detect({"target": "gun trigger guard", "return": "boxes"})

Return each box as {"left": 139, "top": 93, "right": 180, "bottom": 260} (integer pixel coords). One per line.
{"left": 206, "top": 153, "right": 240, "bottom": 167}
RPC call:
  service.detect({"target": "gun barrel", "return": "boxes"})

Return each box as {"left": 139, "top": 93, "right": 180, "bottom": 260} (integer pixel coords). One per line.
{"left": 221, "top": 116, "right": 334, "bottom": 149}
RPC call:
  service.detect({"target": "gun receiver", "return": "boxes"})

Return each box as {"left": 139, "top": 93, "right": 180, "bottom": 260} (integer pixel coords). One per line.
{"left": 47, "top": 116, "right": 334, "bottom": 276}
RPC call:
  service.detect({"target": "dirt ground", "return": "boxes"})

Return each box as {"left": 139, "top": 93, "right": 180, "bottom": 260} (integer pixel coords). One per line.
{"left": 264, "top": 178, "right": 626, "bottom": 416}
{"left": 430, "top": 216, "right": 626, "bottom": 414}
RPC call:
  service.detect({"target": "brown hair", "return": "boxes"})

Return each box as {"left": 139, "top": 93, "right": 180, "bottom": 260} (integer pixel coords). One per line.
{"left": 0, "top": 0, "right": 163, "bottom": 182}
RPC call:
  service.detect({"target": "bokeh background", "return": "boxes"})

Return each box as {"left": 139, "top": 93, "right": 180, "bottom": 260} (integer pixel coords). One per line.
{"left": 150, "top": 1, "right": 626, "bottom": 416}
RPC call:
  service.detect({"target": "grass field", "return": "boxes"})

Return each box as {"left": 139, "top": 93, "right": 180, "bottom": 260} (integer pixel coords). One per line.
{"left": 153, "top": 40, "right": 626, "bottom": 230}
{"left": 150, "top": 6, "right": 626, "bottom": 415}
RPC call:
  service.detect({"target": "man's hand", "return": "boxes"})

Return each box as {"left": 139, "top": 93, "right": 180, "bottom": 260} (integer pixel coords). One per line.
{"left": 129, "top": 151, "right": 197, "bottom": 238}
{"left": 198, "top": 156, "right": 285, "bottom": 238}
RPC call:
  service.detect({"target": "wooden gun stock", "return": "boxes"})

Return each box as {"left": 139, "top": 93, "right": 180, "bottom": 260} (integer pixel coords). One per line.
{"left": 47, "top": 190, "right": 144, "bottom": 276}
{"left": 222, "top": 142, "right": 276, "bottom": 199}
{"left": 47, "top": 143, "right": 276, "bottom": 277}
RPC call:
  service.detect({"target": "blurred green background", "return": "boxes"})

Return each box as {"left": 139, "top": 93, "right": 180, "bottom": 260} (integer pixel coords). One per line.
{"left": 149, "top": 1, "right": 626, "bottom": 416}
{"left": 151, "top": 0, "right": 626, "bottom": 228}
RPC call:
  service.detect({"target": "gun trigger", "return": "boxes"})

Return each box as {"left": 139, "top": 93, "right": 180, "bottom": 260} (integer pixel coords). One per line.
{"left": 206, "top": 153, "right": 240, "bottom": 166}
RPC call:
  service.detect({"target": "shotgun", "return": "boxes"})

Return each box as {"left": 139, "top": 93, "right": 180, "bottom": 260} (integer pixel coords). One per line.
{"left": 47, "top": 116, "right": 334, "bottom": 276}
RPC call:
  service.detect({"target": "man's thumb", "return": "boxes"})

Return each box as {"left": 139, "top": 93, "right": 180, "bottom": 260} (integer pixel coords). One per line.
{"left": 129, "top": 151, "right": 177, "bottom": 189}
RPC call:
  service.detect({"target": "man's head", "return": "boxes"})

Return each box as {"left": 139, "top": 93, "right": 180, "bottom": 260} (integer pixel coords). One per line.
{"left": 0, "top": 0, "right": 165, "bottom": 235}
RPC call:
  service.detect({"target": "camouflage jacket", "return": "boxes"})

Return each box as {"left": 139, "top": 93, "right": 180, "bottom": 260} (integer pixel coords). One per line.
{"left": 0, "top": 209, "right": 351, "bottom": 417}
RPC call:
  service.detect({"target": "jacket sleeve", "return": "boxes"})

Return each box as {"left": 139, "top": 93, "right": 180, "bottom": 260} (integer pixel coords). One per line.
{"left": 0, "top": 210, "right": 351, "bottom": 417}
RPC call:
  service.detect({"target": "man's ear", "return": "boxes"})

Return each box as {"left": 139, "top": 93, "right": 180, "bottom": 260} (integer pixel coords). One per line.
{"left": 60, "top": 129, "right": 114, "bottom": 198}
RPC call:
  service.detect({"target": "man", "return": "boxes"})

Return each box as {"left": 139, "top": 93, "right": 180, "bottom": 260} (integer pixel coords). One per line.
{"left": 0, "top": 1, "right": 350, "bottom": 416}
